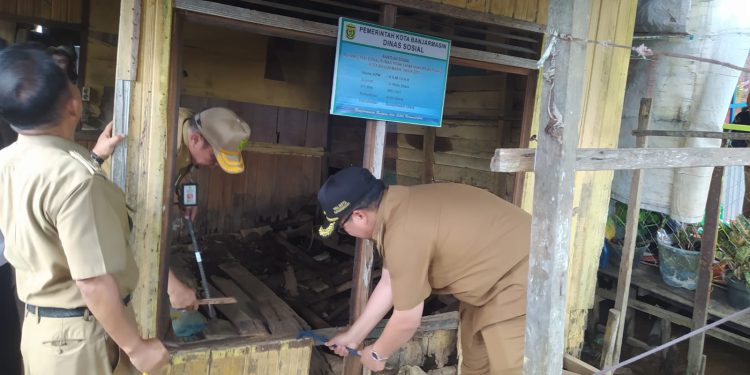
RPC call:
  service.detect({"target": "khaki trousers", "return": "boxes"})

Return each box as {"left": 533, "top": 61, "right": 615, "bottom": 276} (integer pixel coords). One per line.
{"left": 460, "top": 315, "right": 525, "bottom": 375}
{"left": 21, "top": 310, "right": 128, "bottom": 375}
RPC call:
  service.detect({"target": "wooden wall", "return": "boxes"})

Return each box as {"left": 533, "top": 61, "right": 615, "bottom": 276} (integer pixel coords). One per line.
{"left": 0, "top": 0, "right": 83, "bottom": 24}
{"left": 430, "top": 0, "right": 548, "bottom": 24}
{"left": 383, "top": 70, "right": 525, "bottom": 200}
{"left": 159, "top": 338, "right": 312, "bottom": 375}
{"left": 83, "top": 0, "right": 120, "bottom": 129}
{"left": 182, "top": 22, "right": 334, "bottom": 114}
{"left": 519, "top": 0, "right": 638, "bottom": 355}
{"left": 179, "top": 95, "right": 327, "bottom": 235}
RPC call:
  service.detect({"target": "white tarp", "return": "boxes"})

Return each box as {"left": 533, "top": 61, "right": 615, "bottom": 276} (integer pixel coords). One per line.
{"left": 612, "top": 0, "right": 750, "bottom": 223}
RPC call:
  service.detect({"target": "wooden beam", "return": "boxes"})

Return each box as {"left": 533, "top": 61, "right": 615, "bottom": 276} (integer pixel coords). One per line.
{"left": 156, "top": 9, "right": 184, "bottom": 339}
{"left": 512, "top": 71, "right": 537, "bottom": 206}
{"left": 563, "top": 353, "right": 598, "bottom": 375}
{"left": 596, "top": 288, "right": 750, "bottom": 348}
{"left": 368, "top": 0, "right": 546, "bottom": 33}
{"left": 422, "top": 128, "right": 436, "bottom": 183}
{"left": 175, "top": 0, "right": 538, "bottom": 72}
{"left": 634, "top": 129, "right": 750, "bottom": 140}
{"left": 599, "top": 308, "right": 621, "bottom": 371}
{"left": 127, "top": 0, "right": 173, "bottom": 340}
{"left": 610, "top": 98, "right": 651, "bottom": 365}
{"left": 491, "top": 147, "right": 750, "bottom": 172}
{"left": 345, "top": 6, "right": 395, "bottom": 375}
{"left": 115, "top": 0, "right": 141, "bottom": 80}
{"left": 524, "top": 0, "right": 591, "bottom": 373}
{"left": 686, "top": 165, "right": 724, "bottom": 375}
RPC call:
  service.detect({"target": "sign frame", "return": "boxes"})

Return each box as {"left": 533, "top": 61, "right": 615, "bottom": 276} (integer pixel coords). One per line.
{"left": 330, "top": 17, "right": 452, "bottom": 127}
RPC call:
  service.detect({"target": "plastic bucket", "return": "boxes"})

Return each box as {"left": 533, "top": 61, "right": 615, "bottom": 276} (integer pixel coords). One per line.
{"left": 657, "top": 236, "right": 699, "bottom": 290}
{"left": 726, "top": 276, "right": 750, "bottom": 309}
{"left": 607, "top": 240, "right": 649, "bottom": 269}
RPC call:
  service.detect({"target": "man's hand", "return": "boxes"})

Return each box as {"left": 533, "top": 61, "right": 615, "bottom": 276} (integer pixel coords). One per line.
{"left": 182, "top": 206, "right": 198, "bottom": 221}
{"left": 325, "top": 330, "right": 361, "bottom": 357}
{"left": 91, "top": 122, "right": 125, "bottom": 160}
{"left": 360, "top": 346, "right": 387, "bottom": 372}
{"left": 167, "top": 275, "right": 198, "bottom": 310}
{"left": 126, "top": 338, "right": 169, "bottom": 374}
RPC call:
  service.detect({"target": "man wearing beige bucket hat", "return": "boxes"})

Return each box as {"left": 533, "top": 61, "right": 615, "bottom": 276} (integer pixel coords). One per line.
{"left": 93, "top": 106, "right": 251, "bottom": 310}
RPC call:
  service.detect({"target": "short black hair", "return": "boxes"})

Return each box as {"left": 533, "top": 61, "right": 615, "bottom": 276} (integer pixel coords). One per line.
{"left": 0, "top": 44, "right": 71, "bottom": 129}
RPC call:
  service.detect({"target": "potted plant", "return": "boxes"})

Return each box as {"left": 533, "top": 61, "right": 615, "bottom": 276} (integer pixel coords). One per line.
{"left": 656, "top": 220, "right": 702, "bottom": 290}
{"left": 606, "top": 201, "right": 661, "bottom": 269}
{"left": 717, "top": 216, "right": 750, "bottom": 309}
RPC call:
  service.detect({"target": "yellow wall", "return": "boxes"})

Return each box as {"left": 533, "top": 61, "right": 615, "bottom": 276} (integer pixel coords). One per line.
{"left": 181, "top": 22, "right": 333, "bottom": 113}
{"left": 520, "top": 0, "right": 638, "bottom": 354}
{"left": 431, "top": 0, "right": 549, "bottom": 24}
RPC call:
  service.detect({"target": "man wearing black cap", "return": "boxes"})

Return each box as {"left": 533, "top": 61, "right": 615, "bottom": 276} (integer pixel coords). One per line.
{"left": 48, "top": 45, "right": 78, "bottom": 82}
{"left": 318, "top": 167, "right": 529, "bottom": 374}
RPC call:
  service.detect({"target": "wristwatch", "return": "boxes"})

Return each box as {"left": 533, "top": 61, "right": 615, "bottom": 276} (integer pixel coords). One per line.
{"left": 90, "top": 152, "right": 104, "bottom": 166}
{"left": 370, "top": 349, "right": 389, "bottom": 362}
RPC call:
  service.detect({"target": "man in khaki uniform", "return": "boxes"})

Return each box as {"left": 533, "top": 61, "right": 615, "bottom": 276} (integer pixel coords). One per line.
{"left": 319, "top": 167, "right": 529, "bottom": 374}
{"left": 0, "top": 45, "right": 168, "bottom": 374}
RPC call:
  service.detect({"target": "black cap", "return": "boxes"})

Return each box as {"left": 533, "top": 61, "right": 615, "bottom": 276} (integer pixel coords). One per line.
{"left": 317, "top": 167, "right": 385, "bottom": 238}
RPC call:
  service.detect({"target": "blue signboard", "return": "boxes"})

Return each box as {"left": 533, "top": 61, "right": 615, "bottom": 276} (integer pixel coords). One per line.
{"left": 330, "top": 18, "right": 451, "bottom": 127}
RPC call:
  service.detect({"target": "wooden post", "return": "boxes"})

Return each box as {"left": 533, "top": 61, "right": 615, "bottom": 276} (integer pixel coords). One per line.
{"left": 686, "top": 164, "right": 724, "bottom": 374}
{"left": 344, "top": 5, "right": 396, "bottom": 375}
{"left": 125, "top": 0, "right": 174, "bottom": 339}
{"left": 609, "top": 98, "right": 652, "bottom": 366}
{"left": 524, "top": 0, "right": 591, "bottom": 373}
{"left": 111, "top": 0, "right": 141, "bottom": 190}
{"left": 512, "top": 70, "right": 537, "bottom": 206}
{"left": 422, "top": 128, "right": 435, "bottom": 183}
{"left": 599, "top": 308, "right": 622, "bottom": 370}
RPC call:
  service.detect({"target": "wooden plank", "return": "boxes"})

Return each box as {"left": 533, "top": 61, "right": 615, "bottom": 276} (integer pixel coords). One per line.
{"left": 127, "top": 0, "right": 173, "bottom": 340}
{"left": 563, "top": 353, "right": 598, "bottom": 375}
{"left": 599, "top": 308, "right": 621, "bottom": 371}
{"left": 277, "top": 107, "right": 308, "bottom": 147}
{"left": 305, "top": 111, "right": 328, "bottom": 148}
{"left": 524, "top": 0, "right": 591, "bottom": 373}
{"left": 219, "top": 262, "right": 310, "bottom": 334}
{"left": 206, "top": 282, "right": 270, "bottom": 337}
{"left": 249, "top": 104, "right": 278, "bottom": 144}
{"left": 370, "top": 0, "right": 545, "bottom": 33}
{"left": 246, "top": 142, "right": 324, "bottom": 157}
{"left": 633, "top": 129, "right": 750, "bottom": 140}
{"left": 491, "top": 147, "right": 750, "bottom": 172}
{"left": 686, "top": 165, "right": 724, "bottom": 375}
{"left": 450, "top": 51, "right": 535, "bottom": 75}
{"left": 609, "top": 99, "right": 651, "bottom": 366}
{"left": 115, "top": 0, "right": 140, "bottom": 80}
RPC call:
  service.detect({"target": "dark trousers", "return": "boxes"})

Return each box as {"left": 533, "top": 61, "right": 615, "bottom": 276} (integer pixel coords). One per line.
{"left": 0, "top": 263, "right": 22, "bottom": 375}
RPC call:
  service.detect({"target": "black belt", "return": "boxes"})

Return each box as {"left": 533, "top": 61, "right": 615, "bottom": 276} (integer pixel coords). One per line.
{"left": 27, "top": 294, "right": 132, "bottom": 318}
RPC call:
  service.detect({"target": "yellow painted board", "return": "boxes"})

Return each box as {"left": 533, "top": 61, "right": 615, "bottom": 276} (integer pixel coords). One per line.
{"left": 490, "top": 0, "right": 516, "bottom": 17}
{"left": 519, "top": 0, "right": 638, "bottom": 354}
{"left": 466, "top": 0, "right": 487, "bottom": 12}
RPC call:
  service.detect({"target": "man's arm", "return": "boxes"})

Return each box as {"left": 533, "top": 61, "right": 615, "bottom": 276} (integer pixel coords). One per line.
{"left": 168, "top": 269, "right": 198, "bottom": 310}
{"left": 76, "top": 274, "right": 168, "bottom": 374}
{"left": 327, "top": 268, "right": 394, "bottom": 356}
{"left": 360, "top": 302, "right": 423, "bottom": 371}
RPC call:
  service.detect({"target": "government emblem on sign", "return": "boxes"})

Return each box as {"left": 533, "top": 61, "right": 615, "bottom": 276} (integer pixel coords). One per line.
{"left": 345, "top": 23, "right": 356, "bottom": 40}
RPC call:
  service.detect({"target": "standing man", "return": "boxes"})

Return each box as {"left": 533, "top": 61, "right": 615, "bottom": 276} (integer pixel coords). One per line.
{"left": 93, "top": 106, "right": 251, "bottom": 310}
{"left": 0, "top": 44, "right": 168, "bottom": 374}
{"left": 318, "top": 167, "right": 529, "bottom": 374}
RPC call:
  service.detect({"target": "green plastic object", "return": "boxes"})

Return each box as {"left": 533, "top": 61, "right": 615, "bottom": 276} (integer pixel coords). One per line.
{"left": 170, "top": 308, "right": 207, "bottom": 338}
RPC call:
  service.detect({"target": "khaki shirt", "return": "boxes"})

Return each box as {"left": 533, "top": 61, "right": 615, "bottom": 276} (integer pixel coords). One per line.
{"left": 0, "top": 135, "right": 138, "bottom": 308}
{"left": 372, "top": 184, "right": 530, "bottom": 333}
